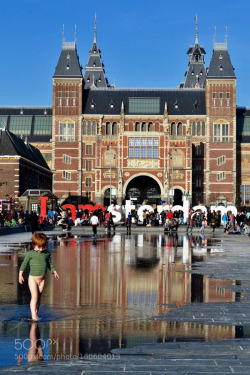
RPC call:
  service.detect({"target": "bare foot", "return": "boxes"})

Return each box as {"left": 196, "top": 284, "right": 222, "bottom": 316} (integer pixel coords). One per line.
{"left": 31, "top": 316, "right": 40, "bottom": 321}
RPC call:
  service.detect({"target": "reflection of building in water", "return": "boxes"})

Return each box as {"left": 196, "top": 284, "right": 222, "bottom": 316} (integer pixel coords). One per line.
{"left": 0, "top": 234, "right": 235, "bottom": 359}
{"left": 0, "top": 254, "right": 19, "bottom": 303}
{"left": 46, "top": 234, "right": 235, "bottom": 356}
{"left": 49, "top": 239, "right": 81, "bottom": 358}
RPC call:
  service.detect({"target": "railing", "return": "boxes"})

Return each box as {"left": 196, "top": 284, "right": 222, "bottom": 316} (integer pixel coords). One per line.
{"left": 214, "top": 43, "right": 227, "bottom": 50}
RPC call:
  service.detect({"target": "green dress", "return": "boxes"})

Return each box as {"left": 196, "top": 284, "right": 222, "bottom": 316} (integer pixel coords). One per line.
{"left": 20, "top": 249, "right": 56, "bottom": 276}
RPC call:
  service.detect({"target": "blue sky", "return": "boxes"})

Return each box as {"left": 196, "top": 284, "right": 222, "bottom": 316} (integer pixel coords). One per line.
{"left": 0, "top": 0, "right": 249, "bottom": 107}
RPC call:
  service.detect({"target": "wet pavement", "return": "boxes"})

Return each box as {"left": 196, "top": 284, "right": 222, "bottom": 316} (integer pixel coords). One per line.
{"left": 1, "top": 225, "right": 250, "bottom": 374}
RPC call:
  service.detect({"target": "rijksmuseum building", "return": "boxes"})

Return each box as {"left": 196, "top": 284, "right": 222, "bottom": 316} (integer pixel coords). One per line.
{"left": 1, "top": 20, "right": 250, "bottom": 208}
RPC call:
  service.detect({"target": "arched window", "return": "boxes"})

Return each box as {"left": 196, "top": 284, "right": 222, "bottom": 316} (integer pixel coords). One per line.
{"left": 112, "top": 122, "right": 117, "bottom": 135}
{"left": 197, "top": 121, "right": 200, "bottom": 136}
{"left": 83, "top": 121, "right": 86, "bottom": 135}
{"left": 202, "top": 121, "right": 205, "bottom": 136}
{"left": 142, "top": 122, "right": 147, "bottom": 132}
{"left": 106, "top": 122, "right": 111, "bottom": 135}
{"left": 192, "top": 121, "right": 196, "bottom": 136}
{"left": 171, "top": 122, "right": 176, "bottom": 136}
{"left": 135, "top": 122, "right": 140, "bottom": 132}
{"left": 148, "top": 122, "right": 153, "bottom": 131}
{"left": 177, "top": 122, "right": 182, "bottom": 136}
{"left": 87, "top": 121, "right": 92, "bottom": 135}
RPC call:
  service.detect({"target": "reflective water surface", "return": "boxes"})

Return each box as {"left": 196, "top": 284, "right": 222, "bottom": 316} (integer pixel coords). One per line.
{"left": 0, "top": 233, "right": 239, "bottom": 366}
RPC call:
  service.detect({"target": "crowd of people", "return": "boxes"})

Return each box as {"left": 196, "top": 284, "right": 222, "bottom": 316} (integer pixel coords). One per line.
{"left": 185, "top": 210, "right": 250, "bottom": 235}
{"left": 1, "top": 205, "right": 250, "bottom": 235}
{"left": 0, "top": 207, "right": 117, "bottom": 233}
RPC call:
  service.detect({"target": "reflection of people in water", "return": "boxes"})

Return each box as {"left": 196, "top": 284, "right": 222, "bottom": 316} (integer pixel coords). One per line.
{"left": 27, "top": 322, "right": 44, "bottom": 362}
{"left": 17, "top": 354, "right": 23, "bottom": 366}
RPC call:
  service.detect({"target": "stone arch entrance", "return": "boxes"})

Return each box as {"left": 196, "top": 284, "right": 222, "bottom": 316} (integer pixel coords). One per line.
{"left": 125, "top": 175, "right": 162, "bottom": 205}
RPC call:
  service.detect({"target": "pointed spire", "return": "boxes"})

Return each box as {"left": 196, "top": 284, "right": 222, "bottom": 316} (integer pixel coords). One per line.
{"left": 213, "top": 26, "right": 216, "bottom": 45}
{"left": 83, "top": 14, "right": 109, "bottom": 88}
{"left": 62, "top": 24, "right": 65, "bottom": 45}
{"left": 194, "top": 15, "right": 198, "bottom": 45}
{"left": 94, "top": 14, "right": 97, "bottom": 44}
{"left": 225, "top": 26, "right": 228, "bottom": 46}
{"left": 183, "top": 17, "right": 206, "bottom": 88}
{"left": 74, "top": 25, "right": 77, "bottom": 44}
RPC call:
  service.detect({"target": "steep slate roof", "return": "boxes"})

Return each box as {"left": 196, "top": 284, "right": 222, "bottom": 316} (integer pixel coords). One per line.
{"left": 0, "top": 129, "right": 50, "bottom": 170}
{"left": 82, "top": 88, "right": 206, "bottom": 116}
{"left": 207, "top": 44, "right": 236, "bottom": 79}
{"left": 53, "top": 42, "right": 83, "bottom": 78}
{"left": 27, "top": 143, "right": 49, "bottom": 169}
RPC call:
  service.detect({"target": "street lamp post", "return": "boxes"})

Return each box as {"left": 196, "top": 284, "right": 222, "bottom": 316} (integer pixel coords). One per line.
{"left": 109, "top": 144, "right": 112, "bottom": 206}
{"left": 171, "top": 152, "right": 174, "bottom": 205}
{"left": 107, "top": 142, "right": 116, "bottom": 207}
{"left": 169, "top": 145, "right": 177, "bottom": 206}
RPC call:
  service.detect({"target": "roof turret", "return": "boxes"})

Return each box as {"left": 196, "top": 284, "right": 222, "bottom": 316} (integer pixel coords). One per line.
{"left": 83, "top": 15, "right": 109, "bottom": 89}
{"left": 183, "top": 16, "right": 207, "bottom": 88}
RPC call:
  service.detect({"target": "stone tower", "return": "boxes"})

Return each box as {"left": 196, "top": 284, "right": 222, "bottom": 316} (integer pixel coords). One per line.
{"left": 52, "top": 35, "right": 83, "bottom": 203}
{"left": 205, "top": 35, "right": 236, "bottom": 206}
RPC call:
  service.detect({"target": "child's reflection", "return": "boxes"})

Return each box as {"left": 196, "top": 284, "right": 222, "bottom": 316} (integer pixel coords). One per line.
{"left": 27, "top": 322, "right": 44, "bottom": 362}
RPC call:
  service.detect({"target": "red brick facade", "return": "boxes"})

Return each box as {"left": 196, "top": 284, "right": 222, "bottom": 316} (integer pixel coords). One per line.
{"left": 50, "top": 38, "right": 237, "bottom": 208}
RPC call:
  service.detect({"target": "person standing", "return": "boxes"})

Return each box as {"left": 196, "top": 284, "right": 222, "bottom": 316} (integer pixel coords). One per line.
{"left": 126, "top": 212, "right": 132, "bottom": 234}
{"left": 90, "top": 211, "right": 99, "bottom": 236}
{"left": 30, "top": 211, "right": 39, "bottom": 233}
{"left": 19, "top": 232, "right": 59, "bottom": 321}
{"left": 222, "top": 213, "right": 228, "bottom": 232}
{"left": 186, "top": 214, "right": 194, "bottom": 233}
{"left": 160, "top": 210, "right": 166, "bottom": 226}
{"left": 211, "top": 215, "right": 216, "bottom": 233}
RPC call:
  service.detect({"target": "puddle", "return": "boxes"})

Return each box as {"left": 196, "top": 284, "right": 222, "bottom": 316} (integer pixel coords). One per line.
{"left": 0, "top": 233, "right": 244, "bottom": 367}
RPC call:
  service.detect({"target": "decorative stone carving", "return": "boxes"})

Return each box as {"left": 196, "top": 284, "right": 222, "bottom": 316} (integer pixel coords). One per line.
{"left": 241, "top": 154, "right": 250, "bottom": 171}
{"left": 103, "top": 171, "right": 116, "bottom": 178}
{"left": 127, "top": 159, "right": 159, "bottom": 168}
{"left": 98, "top": 118, "right": 102, "bottom": 135}
{"left": 173, "top": 170, "right": 184, "bottom": 179}
{"left": 186, "top": 123, "right": 191, "bottom": 136}
{"left": 120, "top": 101, "right": 125, "bottom": 132}
{"left": 103, "top": 150, "right": 116, "bottom": 168}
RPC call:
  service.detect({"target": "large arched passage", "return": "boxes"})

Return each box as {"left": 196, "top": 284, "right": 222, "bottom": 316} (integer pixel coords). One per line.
{"left": 125, "top": 176, "right": 162, "bottom": 205}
